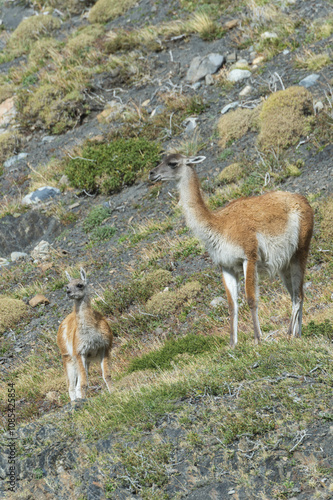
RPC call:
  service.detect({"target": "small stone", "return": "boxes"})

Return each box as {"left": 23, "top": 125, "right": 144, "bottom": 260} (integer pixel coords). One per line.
{"left": 299, "top": 74, "right": 320, "bottom": 88}
{"left": 186, "top": 53, "right": 225, "bottom": 83}
{"left": 261, "top": 31, "right": 278, "bottom": 39}
{"left": 205, "top": 74, "right": 214, "bottom": 85}
{"left": 184, "top": 117, "right": 198, "bottom": 134}
{"left": 31, "top": 240, "right": 51, "bottom": 261}
{"left": 191, "top": 82, "right": 201, "bottom": 90}
{"left": 68, "top": 202, "right": 80, "bottom": 210}
{"left": 228, "top": 490, "right": 236, "bottom": 495}
{"left": 224, "top": 19, "right": 239, "bottom": 30}
{"left": 226, "top": 51, "right": 237, "bottom": 63}
{"left": 22, "top": 186, "right": 61, "bottom": 205}
{"left": 232, "top": 58, "right": 249, "bottom": 69}
{"left": 283, "top": 49, "right": 290, "bottom": 55}
{"left": 42, "top": 135, "right": 56, "bottom": 143}
{"left": 10, "top": 252, "right": 28, "bottom": 262}
{"left": 227, "top": 69, "right": 251, "bottom": 82}
{"left": 29, "top": 294, "right": 50, "bottom": 307}
{"left": 210, "top": 296, "right": 226, "bottom": 308}
{"left": 4, "top": 153, "right": 28, "bottom": 169}
{"left": 221, "top": 101, "right": 239, "bottom": 114}
{"left": 252, "top": 56, "right": 265, "bottom": 65}
{"left": 239, "top": 85, "right": 253, "bottom": 97}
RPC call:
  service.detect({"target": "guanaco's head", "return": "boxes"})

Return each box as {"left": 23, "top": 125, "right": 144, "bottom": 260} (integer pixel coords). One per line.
{"left": 149, "top": 154, "right": 206, "bottom": 182}
{"left": 65, "top": 268, "right": 87, "bottom": 300}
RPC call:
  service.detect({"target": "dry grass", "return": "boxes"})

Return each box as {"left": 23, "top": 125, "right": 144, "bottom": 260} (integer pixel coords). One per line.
{"left": 295, "top": 50, "right": 332, "bottom": 71}
{"left": 0, "top": 131, "right": 21, "bottom": 165}
{"left": 88, "top": 0, "right": 137, "bottom": 23}
{"left": 0, "top": 296, "right": 27, "bottom": 333}
{"left": 258, "top": 86, "right": 314, "bottom": 150}
{"left": 7, "top": 14, "right": 61, "bottom": 56}
{"left": 218, "top": 106, "right": 261, "bottom": 148}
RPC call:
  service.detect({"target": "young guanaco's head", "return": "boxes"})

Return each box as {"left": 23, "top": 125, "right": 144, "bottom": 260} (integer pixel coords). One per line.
{"left": 65, "top": 268, "right": 87, "bottom": 301}
{"left": 149, "top": 154, "right": 206, "bottom": 182}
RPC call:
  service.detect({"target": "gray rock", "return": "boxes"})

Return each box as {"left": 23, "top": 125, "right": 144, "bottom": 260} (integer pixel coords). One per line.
{"left": 42, "top": 135, "right": 56, "bottom": 143}
{"left": 205, "top": 74, "right": 214, "bottom": 85}
{"left": 261, "top": 31, "right": 278, "bottom": 39}
{"left": 191, "top": 81, "right": 202, "bottom": 90}
{"left": 299, "top": 74, "right": 320, "bottom": 88}
{"left": 22, "top": 186, "right": 61, "bottom": 205}
{"left": 11, "top": 251, "right": 28, "bottom": 262}
{"left": 4, "top": 153, "right": 28, "bottom": 169}
{"left": 31, "top": 240, "right": 51, "bottom": 261}
{"left": 183, "top": 117, "right": 198, "bottom": 134}
{"left": 186, "top": 53, "right": 225, "bottom": 83}
{"left": 227, "top": 69, "right": 251, "bottom": 82}
{"left": 239, "top": 85, "right": 253, "bottom": 97}
{"left": 210, "top": 296, "right": 226, "bottom": 308}
{"left": 221, "top": 101, "right": 239, "bottom": 114}
{"left": 226, "top": 51, "right": 237, "bottom": 63}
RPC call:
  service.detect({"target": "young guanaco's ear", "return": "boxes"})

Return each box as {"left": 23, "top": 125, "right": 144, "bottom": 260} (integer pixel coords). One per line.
{"left": 65, "top": 271, "right": 72, "bottom": 282}
{"left": 80, "top": 268, "right": 87, "bottom": 284}
{"left": 186, "top": 156, "right": 206, "bottom": 165}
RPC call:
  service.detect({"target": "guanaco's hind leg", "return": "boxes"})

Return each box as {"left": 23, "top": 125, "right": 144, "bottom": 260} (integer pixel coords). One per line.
{"left": 222, "top": 267, "right": 239, "bottom": 348}
{"left": 243, "top": 260, "right": 261, "bottom": 345}
{"left": 64, "top": 356, "right": 78, "bottom": 401}
{"left": 75, "top": 355, "right": 88, "bottom": 399}
{"left": 101, "top": 351, "right": 112, "bottom": 393}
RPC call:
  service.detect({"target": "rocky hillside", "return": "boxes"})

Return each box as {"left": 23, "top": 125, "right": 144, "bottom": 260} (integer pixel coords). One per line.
{"left": 0, "top": 0, "right": 332, "bottom": 498}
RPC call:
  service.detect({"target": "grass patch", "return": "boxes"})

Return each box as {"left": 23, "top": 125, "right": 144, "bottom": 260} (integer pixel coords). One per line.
{"left": 64, "top": 138, "right": 160, "bottom": 193}
{"left": 0, "top": 132, "right": 21, "bottom": 166}
{"left": 6, "top": 15, "right": 61, "bottom": 57}
{"left": 215, "top": 162, "right": 244, "bottom": 185}
{"left": 97, "top": 269, "right": 172, "bottom": 315}
{"left": 83, "top": 205, "right": 111, "bottom": 232}
{"left": 128, "top": 333, "right": 224, "bottom": 372}
{"left": 218, "top": 106, "right": 260, "bottom": 148}
{"left": 0, "top": 296, "right": 27, "bottom": 333}
{"left": 145, "top": 280, "right": 202, "bottom": 316}
{"left": 303, "top": 320, "right": 333, "bottom": 340}
{"left": 258, "top": 86, "right": 314, "bottom": 150}
{"left": 295, "top": 50, "right": 332, "bottom": 71}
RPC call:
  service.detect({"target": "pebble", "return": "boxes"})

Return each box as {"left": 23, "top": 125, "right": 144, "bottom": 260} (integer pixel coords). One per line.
{"left": 261, "top": 31, "right": 278, "bottom": 39}
{"left": 11, "top": 251, "right": 28, "bottom": 262}
{"left": 227, "top": 69, "right": 251, "bottom": 82}
{"left": 299, "top": 74, "right": 320, "bottom": 88}
{"left": 239, "top": 85, "right": 252, "bottom": 97}
{"left": 4, "top": 153, "right": 28, "bottom": 169}
{"left": 221, "top": 101, "right": 239, "bottom": 114}
{"left": 22, "top": 186, "right": 61, "bottom": 205}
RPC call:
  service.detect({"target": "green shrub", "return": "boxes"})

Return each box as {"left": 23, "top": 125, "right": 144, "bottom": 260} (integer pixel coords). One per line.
{"left": 90, "top": 226, "right": 116, "bottom": 242}
{"left": 128, "top": 333, "right": 223, "bottom": 372}
{"left": 145, "top": 281, "right": 202, "bottom": 316}
{"left": 64, "top": 138, "right": 160, "bottom": 193}
{"left": 7, "top": 15, "right": 61, "bottom": 56}
{"left": 83, "top": 205, "right": 110, "bottom": 232}
{"left": 88, "top": 0, "right": 137, "bottom": 23}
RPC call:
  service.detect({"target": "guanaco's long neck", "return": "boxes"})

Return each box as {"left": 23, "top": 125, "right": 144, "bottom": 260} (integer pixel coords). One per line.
{"left": 178, "top": 166, "right": 213, "bottom": 237}
{"left": 74, "top": 295, "right": 91, "bottom": 319}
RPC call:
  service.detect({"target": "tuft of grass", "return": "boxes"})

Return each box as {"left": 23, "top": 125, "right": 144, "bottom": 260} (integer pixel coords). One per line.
{"left": 303, "top": 320, "right": 333, "bottom": 340}
{"left": 0, "top": 296, "right": 27, "bottom": 333}
{"left": 215, "top": 163, "right": 244, "bottom": 185}
{"left": 218, "top": 106, "right": 261, "bottom": 148}
{"left": 319, "top": 196, "right": 333, "bottom": 243}
{"left": 187, "top": 11, "right": 225, "bottom": 40}
{"left": 258, "top": 86, "right": 314, "bottom": 150}
{"left": 145, "top": 281, "right": 202, "bottom": 316}
{"left": 295, "top": 50, "right": 332, "bottom": 71}
{"left": 128, "top": 333, "right": 224, "bottom": 372}
{"left": 0, "top": 132, "right": 22, "bottom": 165}
{"left": 83, "top": 205, "right": 111, "bottom": 232}
{"left": 6, "top": 15, "right": 61, "bottom": 57}
{"left": 64, "top": 138, "right": 160, "bottom": 194}
{"left": 88, "top": 0, "right": 137, "bottom": 23}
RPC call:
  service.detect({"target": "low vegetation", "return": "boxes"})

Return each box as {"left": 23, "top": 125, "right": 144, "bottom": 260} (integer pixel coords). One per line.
{"left": 0, "top": 296, "right": 27, "bottom": 333}
{"left": 64, "top": 138, "right": 161, "bottom": 193}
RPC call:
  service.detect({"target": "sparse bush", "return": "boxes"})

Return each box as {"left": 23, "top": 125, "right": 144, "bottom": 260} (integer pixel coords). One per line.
{"left": 64, "top": 138, "right": 160, "bottom": 193}
{"left": 145, "top": 281, "right": 202, "bottom": 316}
{"left": 99, "top": 270, "right": 172, "bottom": 315}
{"left": 83, "top": 205, "right": 110, "bottom": 232}
{"left": 128, "top": 333, "right": 223, "bottom": 372}
{"left": 0, "top": 84, "right": 15, "bottom": 104}
{"left": 303, "top": 320, "right": 333, "bottom": 339}
{"left": 258, "top": 86, "right": 314, "bottom": 150}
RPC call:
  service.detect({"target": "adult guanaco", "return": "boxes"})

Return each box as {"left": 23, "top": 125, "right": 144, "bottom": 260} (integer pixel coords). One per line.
{"left": 57, "top": 268, "right": 113, "bottom": 400}
{"left": 149, "top": 154, "right": 314, "bottom": 347}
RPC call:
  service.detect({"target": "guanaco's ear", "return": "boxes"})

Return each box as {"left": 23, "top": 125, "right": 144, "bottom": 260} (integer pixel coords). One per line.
{"left": 65, "top": 271, "right": 72, "bottom": 282}
{"left": 80, "top": 268, "right": 87, "bottom": 284}
{"left": 186, "top": 156, "right": 206, "bottom": 165}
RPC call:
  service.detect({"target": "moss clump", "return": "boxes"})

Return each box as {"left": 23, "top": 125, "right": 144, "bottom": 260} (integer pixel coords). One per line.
{"left": 216, "top": 163, "right": 243, "bottom": 185}
{"left": 128, "top": 333, "right": 223, "bottom": 372}
{"left": 99, "top": 270, "right": 172, "bottom": 315}
{"left": 258, "top": 86, "right": 314, "bottom": 150}
{"left": 145, "top": 281, "right": 202, "bottom": 316}
{"left": 0, "top": 132, "right": 21, "bottom": 165}
{"left": 7, "top": 15, "right": 61, "bottom": 56}
{"left": 218, "top": 106, "right": 260, "bottom": 148}
{"left": 64, "top": 138, "right": 160, "bottom": 193}
{"left": 0, "top": 296, "right": 27, "bottom": 333}
{"left": 88, "top": 0, "right": 137, "bottom": 23}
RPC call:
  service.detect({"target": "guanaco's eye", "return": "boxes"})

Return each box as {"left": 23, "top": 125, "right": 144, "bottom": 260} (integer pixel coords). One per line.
{"left": 169, "top": 162, "right": 178, "bottom": 169}
{"left": 77, "top": 283, "right": 84, "bottom": 289}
